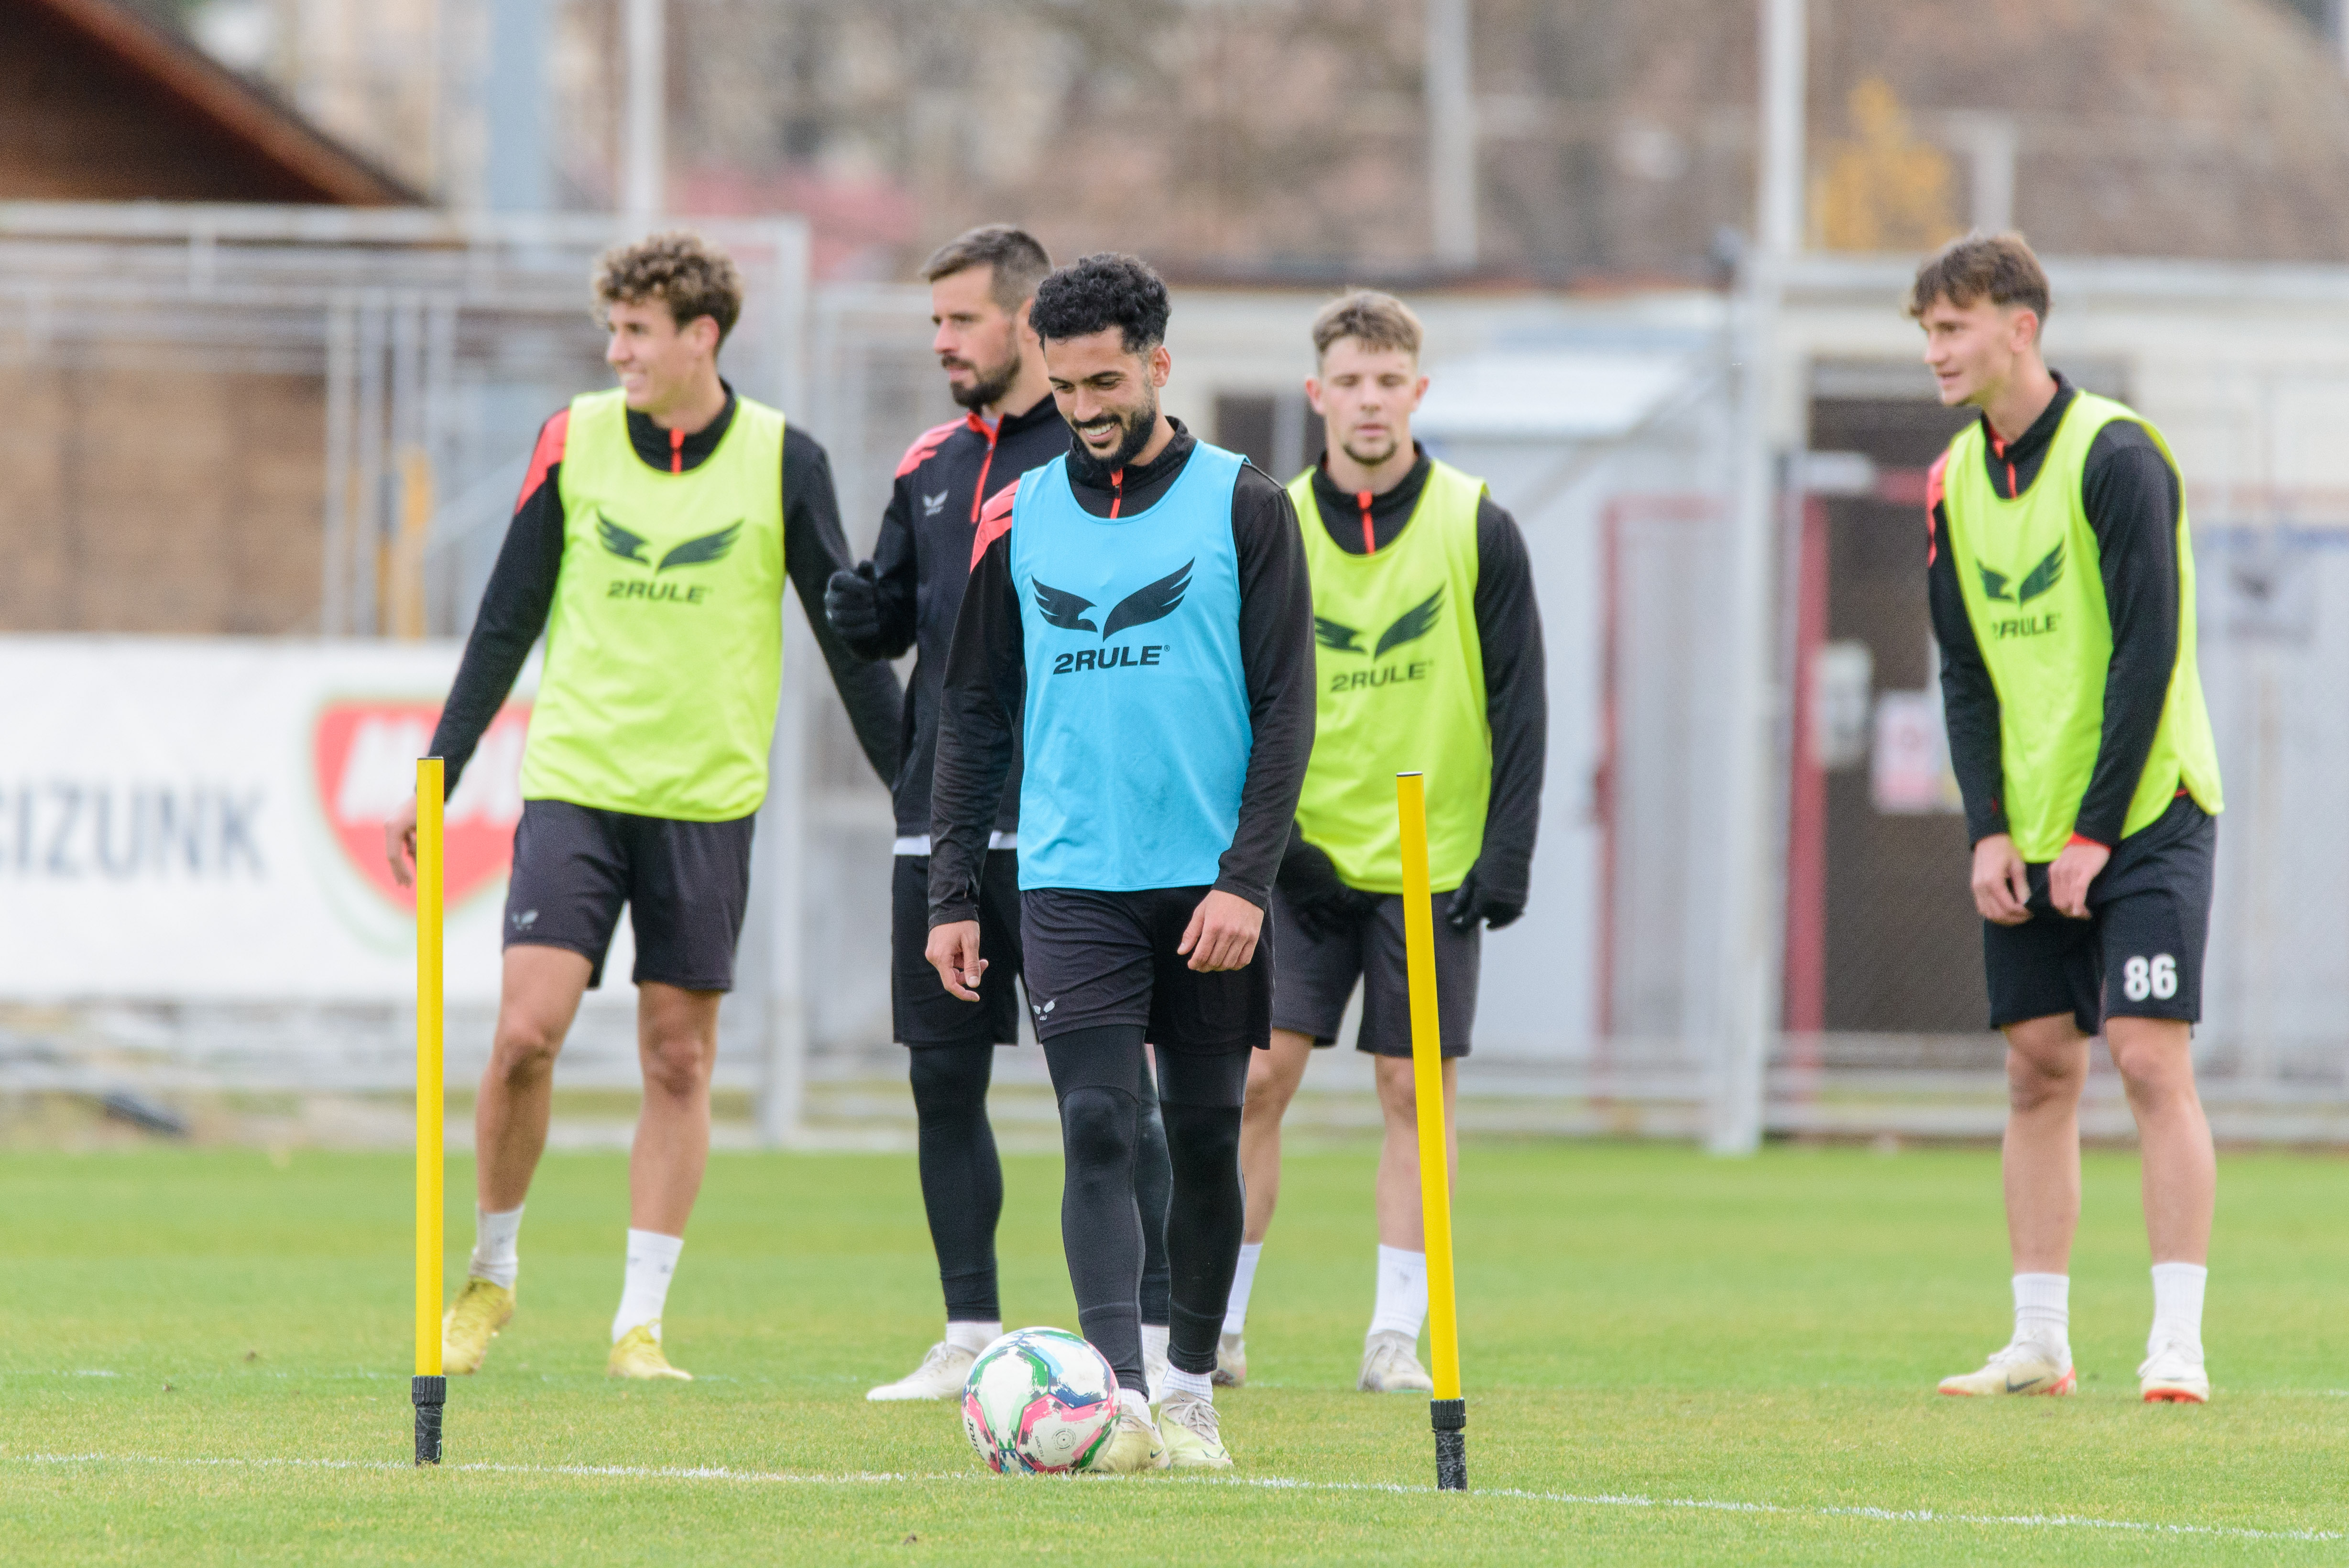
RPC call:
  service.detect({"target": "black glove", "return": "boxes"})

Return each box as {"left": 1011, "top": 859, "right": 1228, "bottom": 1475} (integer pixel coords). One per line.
{"left": 1445, "top": 862, "right": 1525, "bottom": 934}
{"left": 824, "top": 560, "right": 882, "bottom": 646}
{"left": 1276, "top": 827, "right": 1382, "bottom": 942}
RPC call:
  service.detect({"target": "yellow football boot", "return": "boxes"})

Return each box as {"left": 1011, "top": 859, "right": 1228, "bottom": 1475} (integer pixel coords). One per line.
{"left": 441, "top": 1279, "right": 514, "bottom": 1375}
{"left": 608, "top": 1323, "right": 692, "bottom": 1381}
{"left": 1157, "top": 1391, "right": 1233, "bottom": 1470}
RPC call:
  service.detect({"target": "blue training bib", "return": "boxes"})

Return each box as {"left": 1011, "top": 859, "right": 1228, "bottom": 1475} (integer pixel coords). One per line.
{"left": 1010, "top": 444, "right": 1252, "bottom": 891}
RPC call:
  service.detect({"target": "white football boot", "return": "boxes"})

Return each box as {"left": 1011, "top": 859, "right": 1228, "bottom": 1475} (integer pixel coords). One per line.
{"left": 2138, "top": 1339, "right": 2210, "bottom": 1404}
{"left": 865, "top": 1340, "right": 976, "bottom": 1402}
{"left": 1358, "top": 1329, "right": 1436, "bottom": 1394}
{"left": 1936, "top": 1338, "right": 2076, "bottom": 1397}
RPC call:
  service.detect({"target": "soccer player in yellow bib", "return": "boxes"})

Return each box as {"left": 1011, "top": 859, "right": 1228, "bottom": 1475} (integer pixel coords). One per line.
{"left": 1222, "top": 291, "right": 1548, "bottom": 1393}
{"left": 1915, "top": 234, "right": 2223, "bottom": 1405}
{"left": 383, "top": 234, "right": 900, "bottom": 1381}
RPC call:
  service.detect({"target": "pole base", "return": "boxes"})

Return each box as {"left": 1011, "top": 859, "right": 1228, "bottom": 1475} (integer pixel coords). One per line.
{"left": 1430, "top": 1397, "right": 1466, "bottom": 1491}
{"left": 412, "top": 1374, "right": 446, "bottom": 1466}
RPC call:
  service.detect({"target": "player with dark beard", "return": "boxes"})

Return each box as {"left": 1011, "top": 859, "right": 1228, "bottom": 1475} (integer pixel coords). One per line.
{"left": 825, "top": 227, "right": 1180, "bottom": 1402}
{"left": 927, "top": 254, "right": 1315, "bottom": 1471}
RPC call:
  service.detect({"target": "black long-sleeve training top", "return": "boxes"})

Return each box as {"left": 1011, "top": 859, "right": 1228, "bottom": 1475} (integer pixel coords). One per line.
{"left": 843, "top": 393, "right": 1070, "bottom": 841}
{"left": 1300, "top": 447, "right": 1549, "bottom": 905}
{"left": 927, "top": 419, "right": 1318, "bottom": 926}
{"left": 1927, "top": 371, "right": 2183, "bottom": 850}
{"left": 428, "top": 386, "right": 903, "bottom": 797}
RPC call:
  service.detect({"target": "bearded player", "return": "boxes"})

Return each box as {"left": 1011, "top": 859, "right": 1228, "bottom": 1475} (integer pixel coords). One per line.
{"left": 928, "top": 253, "right": 1314, "bottom": 1470}
{"left": 823, "top": 225, "right": 1179, "bottom": 1402}
{"left": 387, "top": 233, "right": 899, "bottom": 1381}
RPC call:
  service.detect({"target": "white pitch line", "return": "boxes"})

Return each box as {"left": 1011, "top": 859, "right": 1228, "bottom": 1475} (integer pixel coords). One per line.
{"left": 6, "top": 1453, "right": 2340, "bottom": 1546}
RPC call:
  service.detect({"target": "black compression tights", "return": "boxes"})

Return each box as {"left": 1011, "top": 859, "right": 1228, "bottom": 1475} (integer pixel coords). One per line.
{"left": 1135, "top": 1062, "right": 1173, "bottom": 1327}
{"left": 1043, "top": 1025, "right": 1247, "bottom": 1391}
{"left": 907, "top": 1045, "right": 1004, "bottom": 1322}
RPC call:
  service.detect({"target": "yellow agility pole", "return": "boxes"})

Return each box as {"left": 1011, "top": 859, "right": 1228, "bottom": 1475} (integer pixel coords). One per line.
{"left": 413, "top": 757, "right": 446, "bottom": 1465}
{"left": 1396, "top": 771, "right": 1466, "bottom": 1491}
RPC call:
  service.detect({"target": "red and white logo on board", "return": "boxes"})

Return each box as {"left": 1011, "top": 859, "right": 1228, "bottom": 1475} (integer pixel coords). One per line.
{"left": 312, "top": 702, "right": 531, "bottom": 911}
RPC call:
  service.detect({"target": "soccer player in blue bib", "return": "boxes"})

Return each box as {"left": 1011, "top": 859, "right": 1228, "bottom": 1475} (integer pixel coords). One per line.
{"left": 824, "top": 226, "right": 1180, "bottom": 1405}
{"left": 927, "top": 253, "right": 1315, "bottom": 1472}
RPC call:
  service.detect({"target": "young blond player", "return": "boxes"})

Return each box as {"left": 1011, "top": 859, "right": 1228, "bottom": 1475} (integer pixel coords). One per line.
{"left": 1221, "top": 291, "right": 1547, "bottom": 1392}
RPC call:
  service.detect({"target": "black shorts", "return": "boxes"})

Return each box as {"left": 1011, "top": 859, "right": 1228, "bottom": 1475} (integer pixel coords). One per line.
{"left": 1018, "top": 886, "right": 1273, "bottom": 1055}
{"left": 894, "top": 851, "right": 1024, "bottom": 1047}
{"left": 1268, "top": 885, "right": 1479, "bottom": 1058}
{"left": 502, "top": 798, "right": 755, "bottom": 991}
{"left": 1984, "top": 795, "right": 2216, "bottom": 1036}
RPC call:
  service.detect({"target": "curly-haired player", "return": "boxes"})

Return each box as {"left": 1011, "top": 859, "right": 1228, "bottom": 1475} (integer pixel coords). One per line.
{"left": 927, "top": 253, "right": 1316, "bottom": 1471}
{"left": 384, "top": 231, "right": 901, "bottom": 1383}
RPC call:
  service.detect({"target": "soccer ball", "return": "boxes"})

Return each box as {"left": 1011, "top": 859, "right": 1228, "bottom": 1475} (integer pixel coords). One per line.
{"left": 961, "top": 1327, "right": 1120, "bottom": 1474}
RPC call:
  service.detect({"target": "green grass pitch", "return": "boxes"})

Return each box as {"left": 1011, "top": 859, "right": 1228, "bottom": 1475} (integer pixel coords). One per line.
{"left": 5, "top": 1138, "right": 2347, "bottom": 1564}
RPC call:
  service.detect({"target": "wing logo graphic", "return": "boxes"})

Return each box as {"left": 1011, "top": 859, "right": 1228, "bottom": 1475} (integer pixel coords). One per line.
{"left": 1033, "top": 559, "right": 1194, "bottom": 640}
{"left": 597, "top": 512, "right": 650, "bottom": 565}
{"left": 1373, "top": 588, "right": 1444, "bottom": 657}
{"left": 921, "top": 490, "right": 949, "bottom": 517}
{"left": 1316, "top": 617, "right": 1365, "bottom": 653}
{"left": 1315, "top": 588, "right": 1445, "bottom": 658}
{"left": 1979, "top": 543, "right": 2064, "bottom": 605}
{"left": 596, "top": 512, "right": 743, "bottom": 573}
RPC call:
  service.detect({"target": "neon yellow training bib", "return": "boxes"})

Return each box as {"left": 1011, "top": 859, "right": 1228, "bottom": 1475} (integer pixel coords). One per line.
{"left": 1287, "top": 460, "right": 1490, "bottom": 893}
{"left": 520, "top": 388, "right": 787, "bottom": 820}
{"left": 1941, "top": 390, "right": 2222, "bottom": 861}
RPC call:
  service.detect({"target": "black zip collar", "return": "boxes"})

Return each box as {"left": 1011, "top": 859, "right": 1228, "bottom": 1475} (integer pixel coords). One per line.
{"left": 1309, "top": 444, "right": 1433, "bottom": 555}
{"left": 1067, "top": 416, "right": 1195, "bottom": 504}
{"left": 1977, "top": 371, "right": 2076, "bottom": 501}
{"left": 994, "top": 391, "right": 1061, "bottom": 440}
{"left": 625, "top": 380, "right": 738, "bottom": 475}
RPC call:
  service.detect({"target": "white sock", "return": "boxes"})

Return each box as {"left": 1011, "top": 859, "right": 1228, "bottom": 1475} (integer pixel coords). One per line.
{"left": 1224, "top": 1242, "right": 1263, "bottom": 1335}
{"left": 469, "top": 1206, "right": 523, "bottom": 1290}
{"left": 1367, "top": 1245, "right": 1429, "bottom": 1341}
{"left": 2012, "top": 1273, "right": 2069, "bottom": 1351}
{"left": 945, "top": 1320, "right": 1000, "bottom": 1355}
{"left": 1115, "top": 1385, "right": 1151, "bottom": 1417}
{"left": 1140, "top": 1322, "right": 1170, "bottom": 1366}
{"left": 611, "top": 1229, "right": 684, "bottom": 1342}
{"left": 1160, "top": 1366, "right": 1213, "bottom": 1402}
{"left": 2150, "top": 1262, "right": 2208, "bottom": 1355}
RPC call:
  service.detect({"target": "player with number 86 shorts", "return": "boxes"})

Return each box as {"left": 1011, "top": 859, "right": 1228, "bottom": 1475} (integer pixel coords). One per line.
{"left": 1913, "top": 233, "right": 2223, "bottom": 1406}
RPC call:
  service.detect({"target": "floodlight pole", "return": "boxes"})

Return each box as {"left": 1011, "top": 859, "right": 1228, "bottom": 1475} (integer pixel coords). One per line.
{"left": 622, "top": 0, "right": 666, "bottom": 224}
{"left": 1426, "top": 0, "right": 1477, "bottom": 271}
{"left": 1708, "top": 0, "right": 1802, "bottom": 1154}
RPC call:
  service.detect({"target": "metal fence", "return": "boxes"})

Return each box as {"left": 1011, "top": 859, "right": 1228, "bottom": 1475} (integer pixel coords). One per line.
{"left": 13, "top": 220, "right": 2349, "bottom": 1149}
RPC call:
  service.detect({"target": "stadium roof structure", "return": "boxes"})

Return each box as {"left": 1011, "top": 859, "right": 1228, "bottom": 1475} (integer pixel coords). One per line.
{"left": 0, "top": 0, "right": 418, "bottom": 206}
